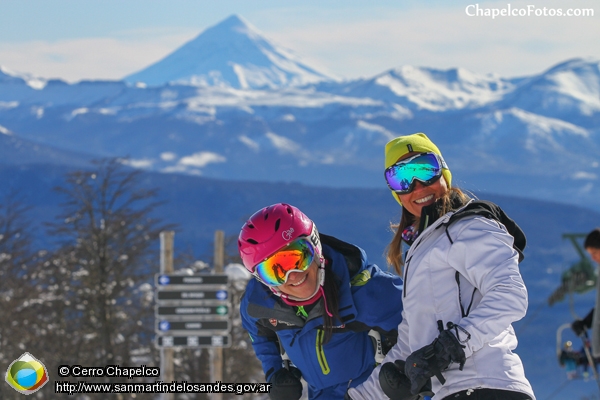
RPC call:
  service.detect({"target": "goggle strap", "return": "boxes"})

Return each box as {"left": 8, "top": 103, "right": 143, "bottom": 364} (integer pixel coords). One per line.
{"left": 388, "top": 152, "right": 445, "bottom": 170}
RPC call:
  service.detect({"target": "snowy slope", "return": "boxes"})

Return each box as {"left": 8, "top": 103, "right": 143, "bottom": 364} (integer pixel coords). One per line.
{"left": 452, "top": 107, "right": 596, "bottom": 176}
{"left": 124, "top": 15, "right": 338, "bottom": 89}
{"left": 499, "top": 58, "right": 600, "bottom": 127}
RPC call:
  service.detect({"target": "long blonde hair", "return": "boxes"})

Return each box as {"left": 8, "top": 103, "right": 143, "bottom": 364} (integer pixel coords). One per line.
{"left": 386, "top": 187, "right": 470, "bottom": 275}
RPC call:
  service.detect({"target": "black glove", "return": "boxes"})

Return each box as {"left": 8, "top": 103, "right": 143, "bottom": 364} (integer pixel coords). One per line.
{"left": 404, "top": 330, "right": 466, "bottom": 394}
{"left": 572, "top": 319, "right": 587, "bottom": 336}
{"left": 379, "top": 360, "right": 433, "bottom": 400}
{"left": 268, "top": 367, "right": 303, "bottom": 400}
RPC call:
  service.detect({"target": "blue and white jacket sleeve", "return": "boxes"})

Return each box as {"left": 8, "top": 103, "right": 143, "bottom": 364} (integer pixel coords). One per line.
{"left": 240, "top": 286, "right": 282, "bottom": 381}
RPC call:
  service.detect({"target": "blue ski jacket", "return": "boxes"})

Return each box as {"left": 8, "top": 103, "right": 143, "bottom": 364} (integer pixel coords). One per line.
{"left": 240, "top": 234, "right": 404, "bottom": 399}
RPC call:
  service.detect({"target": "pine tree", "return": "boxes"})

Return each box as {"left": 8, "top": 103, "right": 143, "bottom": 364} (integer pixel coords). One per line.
{"left": 0, "top": 195, "right": 45, "bottom": 400}
{"left": 40, "top": 158, "right": 174, "bottom": 398}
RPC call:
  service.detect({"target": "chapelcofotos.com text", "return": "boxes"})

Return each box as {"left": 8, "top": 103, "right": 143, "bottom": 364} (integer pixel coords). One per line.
{"left": 465, "top": 4, "right": 594, "bottom": 19}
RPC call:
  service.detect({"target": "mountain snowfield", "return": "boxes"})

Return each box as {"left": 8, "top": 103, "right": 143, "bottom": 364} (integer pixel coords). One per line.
{"left": 316, "top": 65, "right": 517, "bottom": 112}
{"left": 0, "top": 14, "right": 599, "bottom": 210}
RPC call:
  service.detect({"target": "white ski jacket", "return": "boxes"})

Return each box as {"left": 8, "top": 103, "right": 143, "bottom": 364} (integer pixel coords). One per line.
{"left": 349, "top": 203, "right": 536, "bottom": 399}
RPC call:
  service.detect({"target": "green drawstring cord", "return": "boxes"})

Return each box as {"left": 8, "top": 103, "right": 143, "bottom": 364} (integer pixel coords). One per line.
{"left": 296, "top": 306, "right": 308, "bottom": 318}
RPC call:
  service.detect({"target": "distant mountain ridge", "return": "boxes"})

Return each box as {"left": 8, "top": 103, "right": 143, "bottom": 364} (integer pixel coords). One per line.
{"left": 0, "top": 126, "right": 92, "bottom": 168}
{"left": 0, "top": 15, "right": 598, "bottom": 211}
{"left": 316, "top": 65, "right": 518, "bottom": 112}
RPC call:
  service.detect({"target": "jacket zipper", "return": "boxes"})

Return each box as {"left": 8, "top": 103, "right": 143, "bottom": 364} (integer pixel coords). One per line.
{"left": 403, "top": 255, "right": 411, "bottom": 298}
{"left": 402, "top": 214, "right": 450, "bottom": 299}
{"left": 315, "top": 329, "right": 330, "bottom": 375}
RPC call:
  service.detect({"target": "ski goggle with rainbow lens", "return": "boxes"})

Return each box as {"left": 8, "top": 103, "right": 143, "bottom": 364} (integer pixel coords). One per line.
{"left": 254, "top": 238, "right": 315, "bottom": 287}
{"left": 384, "top": 152, "right": 447, "bottom": 194}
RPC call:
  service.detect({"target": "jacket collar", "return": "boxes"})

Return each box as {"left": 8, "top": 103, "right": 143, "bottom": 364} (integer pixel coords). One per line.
{"left": 416, "top": 191, "right": 468, "bottom": 237}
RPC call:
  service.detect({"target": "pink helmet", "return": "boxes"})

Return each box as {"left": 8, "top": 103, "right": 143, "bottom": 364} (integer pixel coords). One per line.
{"left": 238, "top": 203, "right": 322, "bottom": 273}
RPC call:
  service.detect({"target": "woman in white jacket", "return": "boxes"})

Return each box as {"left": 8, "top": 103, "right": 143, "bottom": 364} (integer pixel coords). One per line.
{"left": 347, "top": 133, "right": 535, "bottom": 400}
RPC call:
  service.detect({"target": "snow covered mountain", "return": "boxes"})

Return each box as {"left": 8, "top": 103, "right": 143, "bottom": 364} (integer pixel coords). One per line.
{"left": 0, "top": 15, "right": 598, "bottom": 211}
{"left": 499, "top": 58, "right": 600, "bottom": 126}
{"left": 316, "top": 65, "right": 517, "bottom": 112}
{"left": 124, "top": 14, "right": 338, "bottom": 89}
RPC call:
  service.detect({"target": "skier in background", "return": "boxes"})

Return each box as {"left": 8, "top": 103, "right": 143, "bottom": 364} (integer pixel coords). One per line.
{"left": 567, "top": 228, "right": 600, "bottom": 381}
{"left": 571, "top": 228, "right": 600, "bottom": 337}
{"left": 238, "top": 203, "right": 404, "bottom": 399}
{"left": 558, "top": 341, "right": 581, "bottom": 380}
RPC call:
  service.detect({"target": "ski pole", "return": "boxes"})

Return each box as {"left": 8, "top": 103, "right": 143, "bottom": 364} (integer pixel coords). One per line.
{"left": 580, "top": 331, "right": 600, "bottom": 393}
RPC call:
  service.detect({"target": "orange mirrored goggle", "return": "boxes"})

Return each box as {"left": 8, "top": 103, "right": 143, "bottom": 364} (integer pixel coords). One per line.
{"left": 254, "top": 238, "right": 315, "bottom": 287}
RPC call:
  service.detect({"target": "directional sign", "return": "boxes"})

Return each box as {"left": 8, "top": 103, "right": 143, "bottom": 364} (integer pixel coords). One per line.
{"left": 156, "top": 274, "right": 228, "bottom": 286}
{"left": 157, "top": 320, "right": 230, "bottom": 333}
{"left": 156, "top": 290, "right": 228, "bottom": 301}
{"left": 156, "top": 335, "right": 231, "bottom": 348}
{"left": 156, "top": 305, "right": 229, "bottom": 316}
{"left": 154, "top": 273, "right": 231, "bottom": 348}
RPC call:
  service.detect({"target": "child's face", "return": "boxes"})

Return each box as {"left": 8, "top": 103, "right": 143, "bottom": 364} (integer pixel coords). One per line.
{"left": 278, "top": 261, "right": 319, "bottom": 299}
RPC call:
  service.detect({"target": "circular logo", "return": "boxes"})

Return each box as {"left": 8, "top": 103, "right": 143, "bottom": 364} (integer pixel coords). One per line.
{"left": 5, "top": 352, "right": 49, "bottom": 395}
{"left": 282, "top": 228, "right": 294, "bottom": 241}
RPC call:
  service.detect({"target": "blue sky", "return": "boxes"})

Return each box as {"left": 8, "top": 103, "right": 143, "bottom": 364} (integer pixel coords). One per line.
{"left": 0, "top": 0, "right": 598, "bottom": 82}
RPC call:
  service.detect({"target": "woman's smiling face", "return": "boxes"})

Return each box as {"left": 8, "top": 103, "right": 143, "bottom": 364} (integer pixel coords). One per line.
{"left": 396, "top": 152, "right": 449, "bottom": 217}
